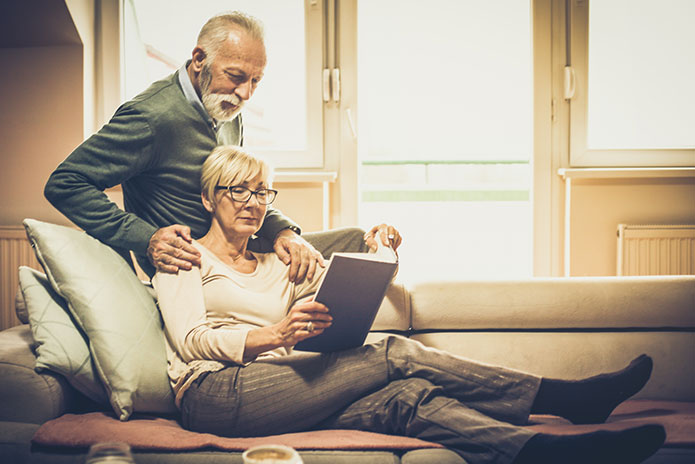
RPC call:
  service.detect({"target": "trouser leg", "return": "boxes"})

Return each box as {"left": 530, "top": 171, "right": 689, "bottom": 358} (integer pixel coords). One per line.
{"left": 319, "top": 378, "right": 536, "bottom": 464}
{"left": 181, "top": 336, "right": 539, "bottom": 439}
{"left": 303, "top": 227, "right": 369, "bottom": 258}
{"left": 381, "top": 336, "right": 541, "bottom": 425}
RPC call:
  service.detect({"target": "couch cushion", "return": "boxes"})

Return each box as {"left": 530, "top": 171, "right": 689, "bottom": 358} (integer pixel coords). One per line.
{"left": 23, "top": 218, "right": 176, "bottom": 420}
{"left": 527, "top": 399, "right": 695, "bottom": 448}
{"left": 20, "top": 266, "right": 107, "bottom": 403}
{"left": 410, "top": 276, "right": 695, "bottom": 330}
{"left": 29, "top": 400, "right": 695, "bottom": 460}
{"left": 0, "top": 421, "right": 39, "bottom": 464}
{"left": 412, "top": 331, "right": 695, "bottom": 401}
{"left": 14, "top": 285, "right": 29, "bottom": 324}
{"left": 372, "top": 282, "right": 410, "bottom": 332}
{"left": 0, "top": 326, "right": 80, "bottom": 423}
{"left": 32, "top": 412, "right": 443, "bottom": 452}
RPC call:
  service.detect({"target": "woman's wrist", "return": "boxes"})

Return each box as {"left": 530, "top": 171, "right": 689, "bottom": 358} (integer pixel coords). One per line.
{"left": 244, "top": 326, "right": 288, "bottom": 361}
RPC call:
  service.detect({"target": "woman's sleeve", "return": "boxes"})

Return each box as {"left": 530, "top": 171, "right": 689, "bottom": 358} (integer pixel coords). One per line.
{"left": 153, "top": 268, "right": 249, "bottom": 365}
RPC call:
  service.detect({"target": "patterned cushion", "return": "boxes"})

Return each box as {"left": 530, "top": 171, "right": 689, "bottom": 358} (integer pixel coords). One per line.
{"left": 20, "top": 266, "right": 107, "bottom": 403}
{"left": 23, "top": 219, "right": 176, "bottom": 420}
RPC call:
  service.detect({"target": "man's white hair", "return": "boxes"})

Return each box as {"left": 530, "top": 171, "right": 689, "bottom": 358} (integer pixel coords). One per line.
{"left": 197, "top": 11, "right": 265, "bottom": 62}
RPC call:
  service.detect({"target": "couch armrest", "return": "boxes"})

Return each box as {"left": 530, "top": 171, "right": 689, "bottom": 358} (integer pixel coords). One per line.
{"left": 0, "top": 325, "right": 84, "bottom": 424}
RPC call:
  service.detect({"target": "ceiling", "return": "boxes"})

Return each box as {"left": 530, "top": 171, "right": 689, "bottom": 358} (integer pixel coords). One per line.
{"left": 0, "top": 0, "right": 82, "bottom": 48}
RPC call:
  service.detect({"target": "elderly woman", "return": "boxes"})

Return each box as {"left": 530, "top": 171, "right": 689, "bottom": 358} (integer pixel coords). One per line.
{"left": 153, "top": 146, "right": 665, "bottom": 464}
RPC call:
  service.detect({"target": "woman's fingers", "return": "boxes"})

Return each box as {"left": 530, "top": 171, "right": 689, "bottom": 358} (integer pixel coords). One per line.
{"left": 283, "top": 300, "right": 332, "bottom": 342}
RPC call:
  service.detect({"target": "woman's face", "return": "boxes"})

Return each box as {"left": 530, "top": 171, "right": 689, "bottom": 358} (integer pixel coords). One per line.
{"left": 208, "top": 175, "right": 268, "bottom": 238}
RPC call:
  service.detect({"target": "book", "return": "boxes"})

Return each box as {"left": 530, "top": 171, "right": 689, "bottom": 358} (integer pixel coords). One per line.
{"left": 293, "top": 235, "right": 398, "bottom": 353}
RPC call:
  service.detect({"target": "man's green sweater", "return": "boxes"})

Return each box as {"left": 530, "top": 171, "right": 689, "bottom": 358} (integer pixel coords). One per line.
{"left": 45, "top": 71, "right": 297, "bottom": 276}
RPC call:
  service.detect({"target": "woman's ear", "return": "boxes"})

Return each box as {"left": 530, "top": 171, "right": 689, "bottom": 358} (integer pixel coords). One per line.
{"left": 201, "top": 192, "right": 214, "bottom": 213}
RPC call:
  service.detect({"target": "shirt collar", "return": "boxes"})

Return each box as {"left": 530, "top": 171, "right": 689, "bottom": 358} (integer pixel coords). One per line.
{"left": 178, "top": 60, "right": 217, "bottom": 131}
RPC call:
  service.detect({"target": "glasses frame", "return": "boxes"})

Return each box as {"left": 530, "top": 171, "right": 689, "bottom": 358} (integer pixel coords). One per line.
{"left": 214, "top": 185, "right": 279, "bottom": 205}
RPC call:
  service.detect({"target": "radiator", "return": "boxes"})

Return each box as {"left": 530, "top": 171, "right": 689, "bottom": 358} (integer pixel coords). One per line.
{"left": 0, "top": 226, "right": 41, "bottom": 330}
{"left": 617, "top": 224, "right": 695, "bottom": 276}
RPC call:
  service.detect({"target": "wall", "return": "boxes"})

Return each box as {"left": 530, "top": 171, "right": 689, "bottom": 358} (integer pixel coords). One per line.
{"left": 0, "top": 46, "right": 84, "bottom": 228}
{"left": 569, "top": 177, "right": 695, "bottom": 276}
{"left": 273, "top": 182, "right": 327, "bottom": 233}
{"left": 65, "top": 0, "right": 96, "bottom": 136}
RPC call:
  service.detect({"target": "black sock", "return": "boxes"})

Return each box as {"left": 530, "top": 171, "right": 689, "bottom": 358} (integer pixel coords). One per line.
{"left": 513, "top": 424, "right": 666, "bottom": 464}
{"left": 531, "top": 354, "right": 653, "bottom": 424}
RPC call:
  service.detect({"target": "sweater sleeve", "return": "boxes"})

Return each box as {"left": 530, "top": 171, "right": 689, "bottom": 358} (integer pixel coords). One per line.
{"left": 153, "top": 267, "right": 248, "bottom": 365}
{"left": 44, "top": 105, "right": 158, "bottom": 255}
{"left": 258, "top": 207, "right": 301, "bottom": 241}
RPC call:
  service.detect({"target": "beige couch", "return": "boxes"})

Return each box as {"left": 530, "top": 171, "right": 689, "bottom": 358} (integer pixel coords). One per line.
{"left": 2, "top": 274, "right": 694, "bottom": 463}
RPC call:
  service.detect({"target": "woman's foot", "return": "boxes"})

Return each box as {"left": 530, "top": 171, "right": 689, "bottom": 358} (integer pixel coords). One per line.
{"left": 532, "top": 354, "right": 653, "bottom": 424}
{"left": 514, "top": 424, "right": 666, "bottom": 464}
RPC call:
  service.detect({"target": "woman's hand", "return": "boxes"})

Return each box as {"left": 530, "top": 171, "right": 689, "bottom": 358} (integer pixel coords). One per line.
{"left": 243, "top": 301, "right": 331, "bottom": 362}
{"left": 271, "top": 300, "right": 332, "bottom": 348}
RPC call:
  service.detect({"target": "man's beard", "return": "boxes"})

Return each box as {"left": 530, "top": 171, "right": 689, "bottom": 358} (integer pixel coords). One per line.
{"left": 199, "top": 64, "right": 244, "bottom": 122}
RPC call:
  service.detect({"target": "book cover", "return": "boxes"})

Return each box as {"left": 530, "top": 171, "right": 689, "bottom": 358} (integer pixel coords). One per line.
{"left": 294, "top": 241, "right": 398, "bottom": 353}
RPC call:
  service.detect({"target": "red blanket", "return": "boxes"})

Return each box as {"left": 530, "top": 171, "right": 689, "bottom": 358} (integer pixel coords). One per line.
{"left": 32, "top": 400, "right": 693, "bottom": 452}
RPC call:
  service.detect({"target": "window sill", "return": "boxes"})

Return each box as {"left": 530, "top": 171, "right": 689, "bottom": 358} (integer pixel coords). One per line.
{"left": 273, "top": 171, "right": 337, "bottom": 183}
{"left": 558, "top": 167, "right": 695, "bottom": 180}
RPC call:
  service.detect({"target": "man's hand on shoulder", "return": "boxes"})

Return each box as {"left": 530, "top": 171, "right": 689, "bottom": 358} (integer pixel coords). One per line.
{"left": 274, "top": 228, "right": 325, "bottom": 284}
{"left": 148, "top": 225, "right": 201, "bottom": 274}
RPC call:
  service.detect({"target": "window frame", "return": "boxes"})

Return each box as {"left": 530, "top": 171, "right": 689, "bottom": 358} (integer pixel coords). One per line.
{"left": 568, "top": 0, "right": 695, "bottom": 167}
{"left": 111, "top": 0, "right": 328, "bottom": 170}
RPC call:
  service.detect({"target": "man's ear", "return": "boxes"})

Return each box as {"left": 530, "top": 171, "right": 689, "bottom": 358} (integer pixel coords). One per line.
{"left": 201, "top": 192, "right": 215, "bottom": 213}
{"left": 190, "top": 47, "right": 207, "bottom": 72}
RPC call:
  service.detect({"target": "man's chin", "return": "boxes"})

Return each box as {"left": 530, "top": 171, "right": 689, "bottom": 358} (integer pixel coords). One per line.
{"left": 202, "top": 98, "right": 243, "bottom": 122}
{"left": 213, "top": 107, "right": 242, "bottom": 122}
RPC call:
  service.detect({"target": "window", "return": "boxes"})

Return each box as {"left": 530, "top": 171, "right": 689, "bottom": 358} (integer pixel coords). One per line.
{"left": 356, "top": 0, "right": 534, "bottom": 280}
{"left": 568, "top": 0, "right": 695, "bottom": 167}
{"left": 122, "top": 0, "right": 324, "bottom": 168}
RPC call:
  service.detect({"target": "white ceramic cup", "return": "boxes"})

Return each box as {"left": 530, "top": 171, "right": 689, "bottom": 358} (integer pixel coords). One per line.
{"left": 242, "top": 444, "right": 303, "bottom": 464}
{"left": 84, "top": 442, "right": 135, "bottom": 463}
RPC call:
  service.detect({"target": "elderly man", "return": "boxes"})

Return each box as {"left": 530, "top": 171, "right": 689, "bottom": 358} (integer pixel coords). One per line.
{"left": 45, "top": 11, "right": 397, "bottom": 280}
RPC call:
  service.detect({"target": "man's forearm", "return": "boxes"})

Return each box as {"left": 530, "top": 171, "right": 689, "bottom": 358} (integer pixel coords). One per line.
{"left": 45, "top": 170, "right": 157, "bottom": 255}
{"left": 44, "top": 105, "right": 161, "bottom": 254}
{"left": 258, "top": 207, "right": 301, "bottom": 241}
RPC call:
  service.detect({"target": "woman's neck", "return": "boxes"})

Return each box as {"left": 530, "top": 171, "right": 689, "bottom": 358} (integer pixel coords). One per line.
{"left": 198, "top": 224, "right": 257, "bottom": 273}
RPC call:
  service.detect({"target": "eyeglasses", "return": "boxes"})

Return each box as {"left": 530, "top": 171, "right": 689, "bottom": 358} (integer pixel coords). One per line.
{"left": 215, "top": 185, "right": 278, "bottom": 205}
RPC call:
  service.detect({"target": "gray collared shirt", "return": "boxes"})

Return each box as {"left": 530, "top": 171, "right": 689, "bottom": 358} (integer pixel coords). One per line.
{"left": 178, "top": 60, "right": 217, "bottom": 132}
{"left": 177, "top": 61, "right": 243, "bottom": 145}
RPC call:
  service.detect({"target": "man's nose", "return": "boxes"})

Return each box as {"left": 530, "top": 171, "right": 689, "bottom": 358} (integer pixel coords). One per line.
{"left": 235, "top": 80, "right": 254, "bottom": 101}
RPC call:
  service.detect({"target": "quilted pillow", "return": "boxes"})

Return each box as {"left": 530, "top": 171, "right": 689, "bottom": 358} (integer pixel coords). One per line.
{"left": 19, "top": 266, "right": 107, "bottom": 403}
{"left": 23, "top": 218, "right": 176, "bottom": 420}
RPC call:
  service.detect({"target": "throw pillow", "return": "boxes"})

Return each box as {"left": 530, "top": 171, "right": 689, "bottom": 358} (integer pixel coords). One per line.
{"left": 23, "top": 218, "right": 176, "bottom": 420}
{"left": 14, "top": 284, "right": 29, "bottom": 324}
{"left": 19, "top": 266, "right": 107, "bottom": 403}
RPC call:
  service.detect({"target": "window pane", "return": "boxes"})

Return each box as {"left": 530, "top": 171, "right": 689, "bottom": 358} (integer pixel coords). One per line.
{"left": 358, "top": 0, "right": 533, "bottom": 280}
{"left": 358, "top": 0, "right": 532, "bottom": 162}
{"left": 588, "top": 0, "right": 695, "bottom": 150}
{"left": 124, "top": 0, "right": 307, "bottom": 152}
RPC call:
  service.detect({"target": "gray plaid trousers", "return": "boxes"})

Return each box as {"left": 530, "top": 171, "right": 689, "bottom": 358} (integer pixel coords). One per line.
{"left": 181, "top": 336, "right": 540, "bottom": 464}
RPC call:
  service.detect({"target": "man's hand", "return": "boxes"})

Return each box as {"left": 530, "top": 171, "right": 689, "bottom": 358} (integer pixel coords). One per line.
{"left": 274, "top": 228, "right": 325, "bottom": 284}
{"left": 364, "top": 224, "right": 403, "bottom": 251}
{"left": 147, "top": 225, "right": 201, "bottom": 274}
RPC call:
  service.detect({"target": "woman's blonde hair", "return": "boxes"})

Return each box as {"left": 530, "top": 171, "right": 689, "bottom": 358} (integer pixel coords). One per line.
{"left": 201, "top": 145, "right": 272, "bottom": 208}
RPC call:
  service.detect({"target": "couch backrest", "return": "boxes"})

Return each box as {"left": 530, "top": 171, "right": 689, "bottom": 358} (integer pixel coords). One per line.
{"left": 372, "top": 276, "right": 695, "bottom": 401}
